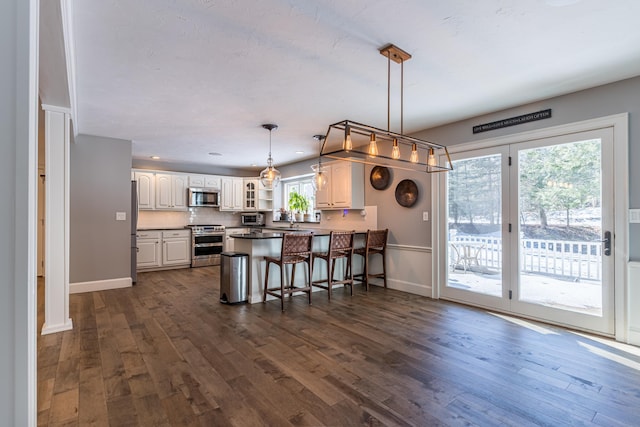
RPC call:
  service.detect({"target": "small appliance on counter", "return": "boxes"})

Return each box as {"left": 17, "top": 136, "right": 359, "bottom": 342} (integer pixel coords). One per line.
{"left": 241, "top": 212, "right": 265, "bottom": 226}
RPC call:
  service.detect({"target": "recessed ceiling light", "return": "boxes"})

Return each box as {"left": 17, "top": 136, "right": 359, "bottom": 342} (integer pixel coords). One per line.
{"left": 150, "top": 156, "right": 160, "bottom": 160}
{"left": 209, "top": 152, "right": 222, "bottom": 156}
{"left": 295, "top": 151, "right": 304, "bottom": 154}
{"left": 250, "top": 163, "right": 257, "bottom": 167}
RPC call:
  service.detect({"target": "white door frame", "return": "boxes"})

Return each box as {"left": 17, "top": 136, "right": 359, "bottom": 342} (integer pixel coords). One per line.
{"left": 432, "top": 113, "right": 629, "bottom": 341}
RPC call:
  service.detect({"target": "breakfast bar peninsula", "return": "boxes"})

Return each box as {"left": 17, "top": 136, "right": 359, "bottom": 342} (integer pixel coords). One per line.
{"left": 231, "top": 229, "right": 366, "bottom": 303}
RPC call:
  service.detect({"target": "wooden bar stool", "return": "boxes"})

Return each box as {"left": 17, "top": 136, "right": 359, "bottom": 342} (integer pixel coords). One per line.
{"left": 354, "top": 229, "right": 388, "bottom": 291}
{"left": 312, "top": 230, "right": 355, "bottom": 300}
{"left": 263, "top": 232, "right": 313, "bottom": 311}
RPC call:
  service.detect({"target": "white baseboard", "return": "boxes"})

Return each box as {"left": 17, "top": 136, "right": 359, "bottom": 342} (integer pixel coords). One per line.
{"left": 70, "top": 277, "right": 132, "bottom": 294}
{"left": 628, "top": 262, "right": 640, "bottom": 346}
{"left": 371, "top": 244, "right": 432, "bottom": 297}
{"left": 41, "top": 318, "right": 73, "bottom": 335}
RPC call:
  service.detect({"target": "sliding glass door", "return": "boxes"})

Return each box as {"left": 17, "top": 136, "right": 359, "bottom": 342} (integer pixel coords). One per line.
{"left": 439, "top": 128, "right": 615, "bottom": 335}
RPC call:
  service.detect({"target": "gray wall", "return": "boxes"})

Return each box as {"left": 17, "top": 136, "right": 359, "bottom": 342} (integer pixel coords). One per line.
{"left": 70, "top": 135, "right": 132, "bottom": 282}
{"left": 364, "top": 164, "right": 432, "bottom": 246}
{"left": 3, "top": 0, "right": 32, "bottom": 423}
{"left": 414, "top": 75, "right": 640, "bottom": 259}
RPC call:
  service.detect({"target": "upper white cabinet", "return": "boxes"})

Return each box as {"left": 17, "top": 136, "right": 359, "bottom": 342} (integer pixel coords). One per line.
{"left": 134, "top": 171, "right": 155, "bottom": 210}
{"left": 315, "top": 161, "right": 364, "bottom": 210}
{"left": 244, "top": 178, "right": 273, "bottom": 211}
{"left": 189, "top": 174, "right": 221, "bottom": 190}
{"left": 243, "top": 179, "right": 258, "bottom": 211}
{"left": 155, "top": 173, "right": 188, "bottom": 210}
{"left": 220, "top": 177, "right": 243, "bottom": 211}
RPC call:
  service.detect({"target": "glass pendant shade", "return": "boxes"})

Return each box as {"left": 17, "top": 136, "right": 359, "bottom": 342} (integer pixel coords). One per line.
{"left": 409, "top": 143, "right": 419, "bottom": 163}
{"left": 260, "top": 160, "right": 281, "bottom": 189}
{"left": 368, "top": 133, "right": 378, "bottom": 157}
{"left": 260, "top": 124, "right": 280, "bottom": 188}
{"left": 312, "top": 134, "right": 327, "bottom": 191}
{"left": 312, "top": 168, "right": 327, "bottom": 190}
{"left": 391, "top": 138, "right": 400, "bottom": 159}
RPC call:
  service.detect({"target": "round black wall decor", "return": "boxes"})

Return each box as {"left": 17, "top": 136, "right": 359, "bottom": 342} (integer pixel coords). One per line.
{"left": 369, "top": 166, "right": 391, "bottom": 190}
{"left": 395, "top": 179, "right": 418, "bottom": 208}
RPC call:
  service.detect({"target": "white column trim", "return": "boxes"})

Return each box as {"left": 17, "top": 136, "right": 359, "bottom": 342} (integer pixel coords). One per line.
{"left": 59, "top": 0, "right": 77, "bottom": 134}
{"left": 41, "top": 106, "right": 73, "bottom": 335}
{"left": 26, "top": 0, "right": 39, "bottom": 423}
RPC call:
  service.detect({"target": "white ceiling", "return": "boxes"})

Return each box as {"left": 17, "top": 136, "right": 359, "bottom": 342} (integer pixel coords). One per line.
{"left": 69, "top": 0, "right": 640, "bottom": 172}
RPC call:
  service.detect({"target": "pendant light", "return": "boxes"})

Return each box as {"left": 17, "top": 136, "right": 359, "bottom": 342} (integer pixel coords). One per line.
{"left": 311, "top": 134, "right": 327, "bottom": 191}
{"left": 259, "top": 124, "right": 281, "bottom": 189}
{"left": 320, "top": 44, "right": 453, "bottom": 173}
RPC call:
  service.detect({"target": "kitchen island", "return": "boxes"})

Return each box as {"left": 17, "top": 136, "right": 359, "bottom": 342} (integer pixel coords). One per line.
{"left": 231, "top": 230, "right": 366, "bottom": 304}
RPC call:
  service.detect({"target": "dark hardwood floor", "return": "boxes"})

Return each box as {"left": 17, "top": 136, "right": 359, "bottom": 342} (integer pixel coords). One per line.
{"left": 38, "top": 267, "right": 640, "bottom": 426}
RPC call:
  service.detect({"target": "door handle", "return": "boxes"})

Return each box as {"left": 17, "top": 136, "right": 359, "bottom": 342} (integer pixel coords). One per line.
{"left": 603, "top": 231, "right": 611, "bottom": 256}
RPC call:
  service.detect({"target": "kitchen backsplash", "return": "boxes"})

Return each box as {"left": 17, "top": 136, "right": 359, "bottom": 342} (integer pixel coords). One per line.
{"left": 137, "top": 208, "right": 244, "bottom": 229}
{"left": 137, "top": 206, "right": 378, "bottom": 231}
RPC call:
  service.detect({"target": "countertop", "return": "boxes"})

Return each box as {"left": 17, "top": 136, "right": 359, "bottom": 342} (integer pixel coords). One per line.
{"left": 231, "top": 229, "right": 367, "bottom": 239}
{"left": 137, "top": 227, "right": 188, "bottom": 231}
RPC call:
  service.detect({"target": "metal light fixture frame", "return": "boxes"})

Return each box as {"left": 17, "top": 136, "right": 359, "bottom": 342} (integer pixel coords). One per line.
{"left": 321, "top": 44, "right": 453, "bottom": 173}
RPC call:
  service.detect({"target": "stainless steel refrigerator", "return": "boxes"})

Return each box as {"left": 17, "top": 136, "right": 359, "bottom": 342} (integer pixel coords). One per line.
{"left": 131, "top": 180, "right": 138, "bottom": 284}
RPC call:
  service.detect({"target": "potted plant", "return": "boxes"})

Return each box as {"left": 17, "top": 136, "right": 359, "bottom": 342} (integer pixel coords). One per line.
{"left": 288, "top": 191, "right": 309, "bottom": 222}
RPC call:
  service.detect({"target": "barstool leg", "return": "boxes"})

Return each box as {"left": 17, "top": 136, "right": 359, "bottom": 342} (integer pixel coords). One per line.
{"left": 306, "top": 260, "right": 312, "bottom": 305}
{"left": 290, "top": 264, "right": 296, "bottom": 298}
{"left": 381, "top": 251, "right": 387, "bottom": 288}
{"left": 280, "top": 265, "right": 285, "bottom": 311}
{"left": 263, "top": 261, "right": 270, "bottom": 303}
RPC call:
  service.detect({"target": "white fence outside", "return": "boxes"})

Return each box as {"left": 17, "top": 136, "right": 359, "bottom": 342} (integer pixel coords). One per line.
{"left": 451, "top": 236, "right": 602, "bottom": 281}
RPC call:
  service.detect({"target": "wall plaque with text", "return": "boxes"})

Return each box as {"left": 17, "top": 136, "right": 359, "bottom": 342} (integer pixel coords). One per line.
{"left": 473, "top": 109, "right": 552, "bottom": 134}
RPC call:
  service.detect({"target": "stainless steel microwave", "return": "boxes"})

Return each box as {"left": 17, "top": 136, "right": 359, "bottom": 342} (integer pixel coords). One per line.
{"left": 188, "top": 188, "right": 220, "bottom": 207}
{"left": 241, "top": 213, "right": 264, "bottom": 226}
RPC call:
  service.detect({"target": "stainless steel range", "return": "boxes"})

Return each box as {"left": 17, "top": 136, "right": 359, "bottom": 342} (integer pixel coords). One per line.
{"left": 187, "top": 224, "right": 225, "bottom": 267}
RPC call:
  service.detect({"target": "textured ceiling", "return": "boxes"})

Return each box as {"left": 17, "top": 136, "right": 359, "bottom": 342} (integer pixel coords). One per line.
{"left": 70, "top": 0, "right": 640, "bottom": 172}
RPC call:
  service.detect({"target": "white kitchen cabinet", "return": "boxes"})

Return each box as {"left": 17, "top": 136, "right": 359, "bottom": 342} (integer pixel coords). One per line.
{"left": 243, "top": 179, "right": 258, "bottom": 211}
{"left": 137, "top": 229, "right": 191, "bottom": 271}
{"left": 134, "top": 171, "right": 155, "bottom": 210}
{"left": 136, "top": 231, "right": 162, "bottom": 268}
{"left": 156, "top": 173, "right": 188, "bottom": 210}
{"left": 189, "top": 174, "right": 222, "bottom": 189}
{"left": 224, "top": 227, "right": 249, "bottom": 252}
{"left": 221, "top": 177, "right": 243, "bottom": 211}
{"left": 315, "top": 161, "right": 364, "bottom": 209}
{"left": 161, "top": 230, "right": 191, "bottom": 266}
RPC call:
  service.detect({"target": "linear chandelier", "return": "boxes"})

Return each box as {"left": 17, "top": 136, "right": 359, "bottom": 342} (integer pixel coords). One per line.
{"left": 321, "top": 44, "right": 452, "bottom": 173}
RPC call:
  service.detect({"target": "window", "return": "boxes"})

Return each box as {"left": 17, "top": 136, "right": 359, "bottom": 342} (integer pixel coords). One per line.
{"left": 283, "top": 176, "right": 315, "bottom": 213}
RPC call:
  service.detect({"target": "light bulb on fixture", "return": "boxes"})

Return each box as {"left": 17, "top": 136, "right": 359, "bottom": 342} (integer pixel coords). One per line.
{"left": 343, "top": 126, "right": 353, "bottom": 151}
{"left": 311, "top": 134, "right": 328, "bottom": 191}
{"left": 368, "top": 133, "right": 378, "bottom": 157}
{"left": 427, "top": 148, "right": 437, "bottom": 167}
{"left": 391, "top": 138, "right": 400, "bottom": 159}
{"left": 259, "top": 124, "right": 281, "bottom": 189}
{"left": 410, "top": 143, "right": 418, "bottom": 163}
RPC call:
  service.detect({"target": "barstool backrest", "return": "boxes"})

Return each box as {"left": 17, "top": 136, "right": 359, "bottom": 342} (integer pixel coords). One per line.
{"left": 281, "top": 232, "right": 313, "bottom": 258}
{"left": 367, "top": 229, "right": 388, "bottom": 250}
{"left": 328, "top": 230, "right": 355, "bottom": 258}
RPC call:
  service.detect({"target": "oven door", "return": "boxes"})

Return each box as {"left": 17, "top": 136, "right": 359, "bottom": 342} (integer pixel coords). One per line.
{"left": 192, "top": 234, "right": 224, "bottom": 266}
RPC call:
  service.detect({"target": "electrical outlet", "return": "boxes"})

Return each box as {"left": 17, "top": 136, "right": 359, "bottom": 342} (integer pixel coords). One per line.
{"left": 116, "top": 212, "right": 126, "bottom": 221}
{"left": 631, "top": 209, "right": 640, "bottom": 223}
{"left": 422, "top": 211, "right": 429, "bottom": 221}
